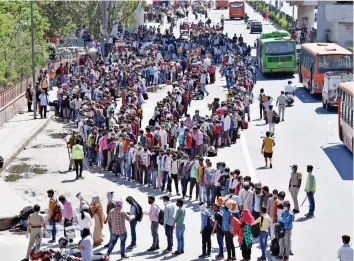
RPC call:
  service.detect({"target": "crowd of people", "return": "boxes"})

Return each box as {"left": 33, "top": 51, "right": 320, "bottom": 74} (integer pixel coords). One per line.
{"left": 21, "top": 2, "right": 323, "bottom": 261}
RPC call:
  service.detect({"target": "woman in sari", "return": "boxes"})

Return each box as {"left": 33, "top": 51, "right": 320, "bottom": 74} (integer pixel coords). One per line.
{"left": 90, "top": 196, "right": 105, "bottom": 246}
{"left": 238, "top": 209, "right": 254, "bottom": 261}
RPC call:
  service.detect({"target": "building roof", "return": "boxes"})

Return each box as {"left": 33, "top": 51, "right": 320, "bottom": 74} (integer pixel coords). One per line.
{"left": 302, "top": 43, "right": 352, "bottom": 55}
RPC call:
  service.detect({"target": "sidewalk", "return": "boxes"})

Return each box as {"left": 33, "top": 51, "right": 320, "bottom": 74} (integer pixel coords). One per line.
{"left": 0, "top": 89, "right": 57, "bottom": 217}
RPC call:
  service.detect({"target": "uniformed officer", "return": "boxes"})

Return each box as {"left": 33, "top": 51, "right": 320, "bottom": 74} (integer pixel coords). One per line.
{"left": 288, "top": 165, "right": 302, "bottom": 214}
{"left": 72, "top": 138, "right": 84, "bottom": 179}
{"left": 22, "top": 204, "right": 46, "bottom": 261}
{"left": 276, "top": 91, "right": 286, "bottom": 121}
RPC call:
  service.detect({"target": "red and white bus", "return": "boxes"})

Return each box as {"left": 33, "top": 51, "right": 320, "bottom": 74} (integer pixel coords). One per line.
{"left": 215, "top": 0, "right": 229, "bottom": 9}
{"left": 229, "top": 1, "right": 245, "bottom": 19}
{"left": 338, "top": 81, "right": 353, "bottom": 152}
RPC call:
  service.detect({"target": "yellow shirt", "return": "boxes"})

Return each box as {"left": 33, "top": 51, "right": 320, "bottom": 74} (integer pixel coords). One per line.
{"left": 263, "top": 137, "right": 274, "bottom": 153}
{"left": 252, "top": 214, "right": 271, "bottom": 232}
{"left": 48, "top": 71, "right": 55, "bottom": 79}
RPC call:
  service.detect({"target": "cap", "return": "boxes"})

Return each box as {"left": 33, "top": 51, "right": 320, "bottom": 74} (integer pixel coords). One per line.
{"left": 47, "top": 189, "right": 54, "bottom": 194}
{"left": 115, "top": 200, "right": 123, "bottom": 207}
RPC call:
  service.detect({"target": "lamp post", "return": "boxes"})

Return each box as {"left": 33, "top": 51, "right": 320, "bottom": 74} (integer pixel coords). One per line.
{"left": 31, "top": 1, "right": 37, "bottom": 119}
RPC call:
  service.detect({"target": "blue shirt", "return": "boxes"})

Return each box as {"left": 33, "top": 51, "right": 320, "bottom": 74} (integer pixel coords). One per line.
{"left": 200, "top": 211, "right": 209, "bottom": 231}
{"left": 277, "top": 211, "right": 293, "bottom": 230}
{"left": 190, "top": 161, "right": 199, "bottom": 178}
{"left": 163, "top": 202, "right": 175, "bottom": 226}
{"left": 221, "top": 206, "right": 231, "bottom": 231}
{"left": 80, "top": 235, "right": 93, "bottom": 261}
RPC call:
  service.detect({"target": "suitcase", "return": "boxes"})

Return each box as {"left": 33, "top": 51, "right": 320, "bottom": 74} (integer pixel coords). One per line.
{"left": 242, "top": 120, "right": 248, "bottom": 129}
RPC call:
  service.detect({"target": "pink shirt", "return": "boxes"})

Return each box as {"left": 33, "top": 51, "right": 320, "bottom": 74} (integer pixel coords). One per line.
{"left": 63, "top": 200, "right": 73, "bottom": 220}
{"left": 192, "top": 131, "right": 203, "bottom": 146}
{"left": 149, "top": 203, "right": 160, "bottom": 222}
{"left": 99, "top": 136, "right": 108, "bottom": 150}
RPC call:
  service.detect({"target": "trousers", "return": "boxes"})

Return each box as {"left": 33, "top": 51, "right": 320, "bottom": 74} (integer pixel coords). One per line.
{"left": 26, "top": 228, "right": 42, "bottom": 258}
{"left": 279, "top": 229, "right": 292, "bottom": 257}
{"left": 278, "top": 105, "right": 285, "bottom": 120}
{"left": 289, "top": 186, "right": 300, "bottom": 210}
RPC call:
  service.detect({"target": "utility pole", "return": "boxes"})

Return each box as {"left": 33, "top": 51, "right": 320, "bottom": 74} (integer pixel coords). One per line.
{"left": 31, "top": 1, "right": 37, "bottom": 119}
{"left": 101, "top": 0, "right": 108, "bottom": 61}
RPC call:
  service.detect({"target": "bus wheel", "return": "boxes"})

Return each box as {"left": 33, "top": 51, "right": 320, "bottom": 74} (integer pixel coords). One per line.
{"left": 339, "top": 126, "right": 343, "bottom": 141}
{"left": 322, "top": 101, "right": 326, "bottom": 108}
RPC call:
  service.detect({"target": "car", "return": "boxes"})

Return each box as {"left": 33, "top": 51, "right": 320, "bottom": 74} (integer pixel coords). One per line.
{"left": 246, "top": 19, "right": 255, "bottom": 29}
{"left": 250, "top": 21, "right": 262, "bottom": 34}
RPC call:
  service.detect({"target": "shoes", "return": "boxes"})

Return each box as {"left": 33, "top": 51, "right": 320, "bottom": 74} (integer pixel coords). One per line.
{"left": 290, "top": 251, "right": 294, "bottom": 255}
{"left": 103, "top": 243, "right": 109, "bottom": 248}
{"left": 215, "top": 254, "right": 224, "bottom": 259}
{"left": 163, "top": 248, "right": 172, "bottom": 253}
{"left": 172, "top": 251, "right": 181, "bottom": 255}
{"left": 284, "top": 256, "right": 289, "bottom": 260}
{"left": 147, "top": 247, "right": 157, "bottom": 251}
{"left": 68, "top": 168, "right": 72, "bottom": 171}
{"left": 48, "top": 239, "right": 56, "bottom": 243}
{"left": 177, "top": 193, "right": 181, "bottom": 196}
{"left": 270, "top": 163, "right": 273, "bottom": 168}
{"left": 21, "top": 259, "right": 29, "bottom": 261}
{"left": 181, "top": 250, "right": 184, "bottom": 253}
{"left": 293, "top": 209, "right": 300, "bottom": 214}
{"left": 277, "top": 256, "right": 284, "bottom": 260}
{"left": 198, "top": 254, "right": 208, "bottom": 258}
{"left": 121, "top": 254, "right": 129, "bottom": 259}
{"left": 69, "top": 239, "right": 73, "bottom": 243}
{"left": 127, "top": 245, "right": 136, "bottom": 249}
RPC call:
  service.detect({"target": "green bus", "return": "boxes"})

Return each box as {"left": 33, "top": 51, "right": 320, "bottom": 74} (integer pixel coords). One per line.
{"left": 256, "top": 30, "right": 297, "bottom": 75}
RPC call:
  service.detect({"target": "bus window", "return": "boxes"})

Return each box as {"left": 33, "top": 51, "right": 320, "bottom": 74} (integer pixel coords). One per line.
{"left": 265, "top": 41, "right": 295, "bottom": 55}
{"left": 317, "top": 55, "right": 353, "bottom": 73}
{"left": 230, "top": 2, "right": 244, "bottom": 8}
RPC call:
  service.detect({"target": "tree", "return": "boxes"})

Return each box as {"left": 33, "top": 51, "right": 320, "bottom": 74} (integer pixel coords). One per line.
{"left": 0, "top": 2, "right": 49, "bottom": 87}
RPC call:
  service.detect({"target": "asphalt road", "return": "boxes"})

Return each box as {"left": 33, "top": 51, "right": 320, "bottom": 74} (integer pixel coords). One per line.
{"left": 0, "top": 3, "right": 352, "bottom": 261}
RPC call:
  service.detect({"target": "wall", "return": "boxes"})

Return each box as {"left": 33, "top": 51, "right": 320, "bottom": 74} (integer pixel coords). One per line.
{"left": 297, "top": 5, "right": 316, "bottom": 28}
{"left": 338, "top": 22, "right": 354, "bottom": 49}
{"left": 0, "top": 95, "right": 26, "bottom": 126}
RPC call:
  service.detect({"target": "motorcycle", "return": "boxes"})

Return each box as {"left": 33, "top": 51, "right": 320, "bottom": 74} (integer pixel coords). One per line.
{"left": 285, "top": 92, "right": 295, "bottom": 107}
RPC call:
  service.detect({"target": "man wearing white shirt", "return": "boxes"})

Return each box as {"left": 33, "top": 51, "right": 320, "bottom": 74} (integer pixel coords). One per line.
{"left": 161, "top": 150, "right": 172, "bottom": 193}
{"left": 284, "top": 81, "right": 295, "bottom": 94}
{"left": 38, "top": 90, "right": 48, "bottom": 119}
{"left": 239, "top": 182, "right": 253, "bottom": 211}
{"left": 338, "top": 235, "right": 353, "bottom": 261}
{"left": 222, "top": 112, "right": 231, "bottom": 147}
{"left": 202, "top": 56, "right": 211, "bottom": 72}
{"left": 159, "top": 126, "right": 168, "bottom": 150}
{"left": 200, "top": 71, "right": 209, "bottom": 96}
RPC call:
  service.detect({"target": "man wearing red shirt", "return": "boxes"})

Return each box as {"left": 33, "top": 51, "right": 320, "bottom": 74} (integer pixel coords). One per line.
{"left": 184, "top": 128, "right": 193, "bottom": 158}
{"left": 211, "top": 121, "right": 222, "bottom": 151}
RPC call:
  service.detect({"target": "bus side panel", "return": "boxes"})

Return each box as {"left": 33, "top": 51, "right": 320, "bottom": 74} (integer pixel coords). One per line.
{"left": 301, "top": 66, "right": 311, "bottom": 89}
{"left": 338, "top": 95, "right": 342, "bottom": 140}
{"left": 313, "top": 56, "right": 324, "bottom": 94}
{"left": 342, "top": 121, "right": 353, "bottom": 152}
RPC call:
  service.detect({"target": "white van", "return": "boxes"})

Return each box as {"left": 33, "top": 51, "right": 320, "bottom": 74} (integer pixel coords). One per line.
{"left": 322, "top": 72, "right": 353, "bottom": 110}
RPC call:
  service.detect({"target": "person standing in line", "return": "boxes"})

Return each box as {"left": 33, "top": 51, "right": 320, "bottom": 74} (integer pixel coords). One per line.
{"left": 199, "top": 202, "right": 212, "bottom": 258}
{"left": 22, "top": 204, "right": 46, "bottom": 261}
{"left": 168, "top": 155, "right": 180, "bottom": 195}
{"left": 211, "top": 204, "right": 224, "bottom": 260}
{"left": 47, "top": 189, "right": 57, "bottom": 243}
{"left": 78, "top": 228, "right": 93, "bottom": 261}
{"left": 72, "top": 139, "right": 84, "bottom": 179}
{"left": 258, "top": 88, "right": 266, "bottom": 120}
{"left": 226, "top": 188, "right": 242, "bottom": 219}
{"left": 147, "top": 196, "right": 160, "bottom": 251}
{"left": 288, "top": 165, "right": 302, "bottom": 214}
{"left": 163, "top": 195, "right": 175, "bottom": 253}
{"left": 277, "top": 200, "right": 294, "bottom": 261}
{"left": 58, "top": 195, "right": 74, "bottom": 242}
{"left": 261, "top": 131, "right": 275, "bottom": 168}
{"left": 276, "top": 91, "right": 286, "bottom": 121}
{"left": 161, "top": 150, "right": 172, "bottom": 192}
{"left": 105, "top": 200, "right": 135, "bottom": 259}
{"left": 104, "top": 191, "right": 115, "bottom": 248}
{"left": 304, "top": 165, "right": 316, "bottom": 218}
{"left": 337, "top": 235, "right": 353, "bottom": 261}
{"left": 126, "top": 198, "right": 138, "bottom": 249}
{"left": 267, "top": 189, "right": 278, "bottom": 239}
{"left": 243, "top": 92, "right": 251, "bottom": 122}
{"left": 250, "top": 182, "right": 262, "bottom": 220}
{"left": 222, "top": 111, "right": 231, "bottom": 147}
{"left": 239, "top": 182, "right": 253, "bottom": 211}
{"left": 173, "top": 198, "right": 186, "bottom": 255}
{"left": 189, "top": 155, "right": 200, "bottom": 200}
{"left": 196, "top": 157, "right": 206, "bottom": 203}
{"left": 252, "top": 206, "right": 270, "bottom": 261}
{"left": 205, "top": 160, "right": 215, "bottom": 208}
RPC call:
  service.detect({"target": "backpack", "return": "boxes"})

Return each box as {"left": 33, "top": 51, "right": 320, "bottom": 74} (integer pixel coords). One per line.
{"left": 272, "top": 111, "right": 280, "bottom": 124}
{"left": 126, "top": 196, "right": 143, "bottom": 222}
{"left": 274, "top": 222, "right": 285, "bottom": 238}
{"left": 53, "top": 199, "right": 63, "bottom": 222}
{"left": 270, "top": 238, "right": 280, "bottom": 256}
{"left": 158, "top": 210, "right": 164, "bottom": 225}
{"left": 229, "top": 215, "right": 241, "bottom": 235}
{"left": 251, "top": 216, "right": 263, "bottom": 238}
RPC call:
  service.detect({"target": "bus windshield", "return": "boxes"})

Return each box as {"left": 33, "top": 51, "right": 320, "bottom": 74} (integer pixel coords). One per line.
{"left": 265, "top": 41, "right": 295, "bottom": 55}
{"left": 318, "top": 55, "right": 353, "bottom": 73}
{"left": 230, "top": 2, "right": 244, "bottom": 8}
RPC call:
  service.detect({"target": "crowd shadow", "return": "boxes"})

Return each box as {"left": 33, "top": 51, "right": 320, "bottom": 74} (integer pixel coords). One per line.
{"left": 322, "top": 144, "right": 353, "bottom": 180}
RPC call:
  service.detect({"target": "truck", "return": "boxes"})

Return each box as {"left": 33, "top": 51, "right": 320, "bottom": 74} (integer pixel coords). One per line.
{"left": 322, "top": 72, "right": 353, "bottom": 110}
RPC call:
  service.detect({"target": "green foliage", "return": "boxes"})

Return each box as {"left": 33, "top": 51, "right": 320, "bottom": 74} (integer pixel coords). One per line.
{"left": 348, "top": 47, "right": 353, "bottom": 52}
{"left": 0, "top": 2, "right": 49, "bottom": 87}
{"left": 279, "top": 17, "right": 288, "bottom": 29}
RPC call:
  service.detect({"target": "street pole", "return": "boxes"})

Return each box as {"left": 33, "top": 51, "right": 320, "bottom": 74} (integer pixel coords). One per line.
{"left": 31, "top": 1, "right": 37, "bottom": 119}
{"left": 101, "top": 0, "right": 107, "bottom": 61}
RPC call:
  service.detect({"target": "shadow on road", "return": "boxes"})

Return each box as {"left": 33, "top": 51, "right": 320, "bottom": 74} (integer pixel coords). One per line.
{"left": 322, "top": 144, "right": 353, "bottom": 180}
{"left": 315, "top": 106, "right": 337, "bottom": 115}
{"left": 294, "top": 87, "right": 321, "bottom": 104}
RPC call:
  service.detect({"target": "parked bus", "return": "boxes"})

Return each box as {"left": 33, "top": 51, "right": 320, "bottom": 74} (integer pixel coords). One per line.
{"left": 229, "top": 1, "right": 245, "bottom": 19}
{"left": 299, "top": 43, "right": 353, "bottom": 94}
{"left": 256, "top": 30, "right": 297, "bottom": 75}
{"left": 338, "top": 81, "right": 353, "bottom": 152}
{"left": 216, "top": 0, "right": 229, "bottom": 9}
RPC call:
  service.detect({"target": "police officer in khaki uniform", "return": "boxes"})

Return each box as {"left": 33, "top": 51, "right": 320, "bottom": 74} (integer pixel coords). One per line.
{"left": 288, "top": 165, "right": 302, "bottom": 214}
{"left": 22, "top": 204, "right": 46, "bottom": 261}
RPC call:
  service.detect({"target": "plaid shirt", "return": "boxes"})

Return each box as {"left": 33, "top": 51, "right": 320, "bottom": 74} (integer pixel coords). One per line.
{"left": 108, "top": 208, "right": 133, "bottom": 235}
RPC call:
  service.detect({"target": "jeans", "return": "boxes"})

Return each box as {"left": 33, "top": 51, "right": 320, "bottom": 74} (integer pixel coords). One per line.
{"left": 73, "top": 109, "right": 79, "bottom": 121}
{"left": 225, "top": 231, "right": 235, "bottom": 259}
{"left": 50, "top": 219, "right": 56, "bottom": 240}
{"left": 74, "top": 159, "right": 83, "bottom": 178}
{"left": 40, "top": 105, "right": 47, "bottom": 118}
{"left": 199, "top": 183, "right": 206, "bottom": 202}
{"left": 259, "top": 231, "right": 268, "bottom": 258}
{"left": 308, "top": 192, "right": 315, "bottom": 215}
{"left": 175, "top": 224, "right": 185, "bottom": 252}
{"left": 216, "top": 229, "right": 224, "bottom": 256}
{"left": 206, "top": 185, "right": 212, "bottom": 206}
{"left": 165, "top": 225, "right": 173, "bottom": 250}
{"left": 151, "top": 222, "right": 159, "bottom": 248}
{"left": 130, "top": 219, "right": 137, "bottom": 246}
{"left": 244, "top": 105, "right": 251, "bottom": 121}
{"left": 161, "top": 171, "right": 169, "bottom": 191}
{"left": 108, "top": 222, "right": 112, "bottom": 243}
{"left": 189, "top": 177, "right": 199, "bottom": 199}
{"left": 107, "top": 232, "right": 127, "bottom": 257}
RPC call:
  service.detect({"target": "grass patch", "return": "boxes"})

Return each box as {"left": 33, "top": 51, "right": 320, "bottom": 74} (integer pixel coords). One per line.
{"left": 32, "top": 167, "right": 46, "bottom": 175}
{"left": 7, "top": 163, "right": 31, "bottom": 174}
{"left": 5, "top": 174, "right": 21, "bottom": 182}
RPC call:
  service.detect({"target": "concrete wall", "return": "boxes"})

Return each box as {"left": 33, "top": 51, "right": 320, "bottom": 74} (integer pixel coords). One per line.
{"left": 297, "top": 5, "right": 316, "bottom": 28}
{"left": 338, "top": 22, "right": 354, "bottom": 49}
{"left": 0, "top": 95, "right": 26, "bottom": 127}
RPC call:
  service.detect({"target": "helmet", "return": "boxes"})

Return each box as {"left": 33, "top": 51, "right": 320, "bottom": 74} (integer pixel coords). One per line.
{"left": 58, "top": 237, "right": 69, "bottom": 248}
{"left": 30, "top": 247, "right": 42, "bottom": 260}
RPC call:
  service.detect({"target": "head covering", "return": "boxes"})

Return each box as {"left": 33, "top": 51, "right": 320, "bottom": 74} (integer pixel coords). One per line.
{"left": 115, "top": 200, "right": 123, "bottom": 207}
{"left": 243, "top": 182, "right": 249, "bottom": 186}
{"left": 241, "top": 209, "right": 254, "bottom": 225}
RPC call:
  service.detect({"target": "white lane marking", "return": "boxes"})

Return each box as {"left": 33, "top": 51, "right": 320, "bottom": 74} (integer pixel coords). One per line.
{"left": 240, "top": 133, "right": 258, "bottom": 182}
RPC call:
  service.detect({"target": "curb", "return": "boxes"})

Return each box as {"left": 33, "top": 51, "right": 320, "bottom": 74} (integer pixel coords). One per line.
{"left": 0, "top": 112, "right": 55, "bottom": 174}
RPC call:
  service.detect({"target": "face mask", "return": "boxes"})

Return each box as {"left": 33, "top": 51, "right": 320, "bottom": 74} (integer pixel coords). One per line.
{"left": 148, "top": 200, "right": 153, "bottom": 205}
{"left": 273, "top": 195, "right": 277, "bottom": 199}
{"left": 244, "top": 186, "right": 249, "bottom": 191}
{"left": 220, "top": 167, "right": 224, "bottom": 172}
{"left": 163, "top": 201, "right": 168, "bottom": 206}
{"left": 284, "top": 207, "right": 289, "bottom": 211}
